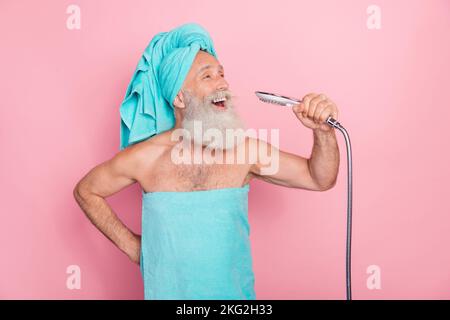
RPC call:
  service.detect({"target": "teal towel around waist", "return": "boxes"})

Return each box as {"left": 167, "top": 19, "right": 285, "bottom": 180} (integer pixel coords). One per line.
{"left": 140, "top": 184, "right": 256, "bottom": 300}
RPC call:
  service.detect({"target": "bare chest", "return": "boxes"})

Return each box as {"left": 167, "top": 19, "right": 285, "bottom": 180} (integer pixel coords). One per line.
{"left": 140, "top": 150, "right": 252, "bottom": 192}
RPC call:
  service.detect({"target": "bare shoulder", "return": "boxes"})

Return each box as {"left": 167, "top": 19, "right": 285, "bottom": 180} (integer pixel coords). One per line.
{"left": 112, "top": 134, "right": 170, "bottom": 180}
{"left": 74, "top": 134, "right": 171, "bottom": 198}
{"left": 243, "top": 135, "right": 279, "bottom": 158}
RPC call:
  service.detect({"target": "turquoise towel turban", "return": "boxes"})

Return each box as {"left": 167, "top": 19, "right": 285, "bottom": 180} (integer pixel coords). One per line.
{"left": 119, "top": 23, "right": 218, "bottom": 150}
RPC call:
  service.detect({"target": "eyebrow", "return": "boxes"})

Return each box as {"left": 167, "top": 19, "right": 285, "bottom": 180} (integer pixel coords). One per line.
{"left": 196, "top": 64, "right": 224, "bottom": 76}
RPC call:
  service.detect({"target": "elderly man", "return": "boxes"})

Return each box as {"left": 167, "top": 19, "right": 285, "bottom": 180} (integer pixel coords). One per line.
{"left": 73, "top": 23, "right": 340, "bottom": 300}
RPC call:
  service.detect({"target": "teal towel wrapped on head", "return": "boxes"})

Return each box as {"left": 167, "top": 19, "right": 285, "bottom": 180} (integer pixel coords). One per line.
{"left": 140, "top": 184, "right": 256, "bottom": 300}
{"left": 119, "top": 22, "right": 218, "bottom": 150}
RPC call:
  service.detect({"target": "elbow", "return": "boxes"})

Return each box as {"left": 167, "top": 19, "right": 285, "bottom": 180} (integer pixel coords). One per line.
{"left": 73, "top": 182, "right": 83, "bottom": 202}
{"left": 73, "top": 180, "right": 89, "bottom": 202}
{"left": 317, "top": 179, "right": 337, "bottom": 191}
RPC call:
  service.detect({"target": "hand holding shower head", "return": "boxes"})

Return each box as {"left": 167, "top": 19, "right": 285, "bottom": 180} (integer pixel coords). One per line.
{"left": 255, "top": 91, "right": 342, "bottom": 128}
{"left": 255, "top": 90, "right": 353, "bottom": 300}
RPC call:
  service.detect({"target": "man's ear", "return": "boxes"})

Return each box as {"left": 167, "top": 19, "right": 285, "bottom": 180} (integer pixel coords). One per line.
{"left": 173, "top": 91, "right": 186, "bottom": 109}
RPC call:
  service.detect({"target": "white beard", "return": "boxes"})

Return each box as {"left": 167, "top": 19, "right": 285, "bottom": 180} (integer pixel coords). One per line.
{"left": 181, "top": 89, "right": 246, "bottom": 150}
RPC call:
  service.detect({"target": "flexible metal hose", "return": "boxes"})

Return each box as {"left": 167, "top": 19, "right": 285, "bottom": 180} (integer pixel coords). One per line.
{"left": 327, "top": 118, "right": 353, "bottom": 300}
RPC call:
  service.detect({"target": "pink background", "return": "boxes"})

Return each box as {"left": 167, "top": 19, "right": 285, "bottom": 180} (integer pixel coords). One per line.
{"left": 1, "top": 0, "right": 449, "bottom": 299}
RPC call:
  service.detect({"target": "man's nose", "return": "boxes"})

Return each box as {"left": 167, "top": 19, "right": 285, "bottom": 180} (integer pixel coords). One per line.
{"left": 216, "top": 77, "right": 229, "bottom": 91}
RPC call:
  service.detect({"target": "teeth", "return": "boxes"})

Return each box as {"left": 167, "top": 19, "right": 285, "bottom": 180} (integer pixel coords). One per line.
{"left": 213, "top": 97, "right": 226, "bottom": 103}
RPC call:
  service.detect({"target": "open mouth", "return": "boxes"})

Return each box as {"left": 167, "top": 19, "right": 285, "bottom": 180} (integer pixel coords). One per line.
{"left": 212, "top": 97, "right": 227, "bottom": 109}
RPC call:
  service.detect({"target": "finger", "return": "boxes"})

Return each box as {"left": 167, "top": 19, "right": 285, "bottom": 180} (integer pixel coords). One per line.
{"left": 333, "top": 110, "right": 338, "bottom": 120}
{"left": 298, "top": 107, "right": 308, "bottom": 119}
{"left": 324, "top": 103, "right": 338, "bottom": 121}
{"left": 292, "top": 102, "right": 304, "bottom": 113}
{"left": 298, "top": 111, "right": 318, "bottom": 128}
{"left": 332, "top": 105, "right": 338, "bottom": 120}
{"left": 302, "top": 92, "right": 317, "bottom": 103}
{"left": 301, "top": 93, "right": 316, "bottom": 116}
{"left": 293, "top": 104, "right": 303, "bottom": 117}
{"left": 325, "top": 99, "right": 338, "bottom": 120}
{"left": 314, "top": 101, "right": 329, "bottom": 123}
{"left": 308, "top": 93, "right": 327, "bottom": 119}
{"left": 318, "top": 103, "right": 334, "bottom": 124}
{"left": 296, "top": 107, "right": 314, "bottom": 124}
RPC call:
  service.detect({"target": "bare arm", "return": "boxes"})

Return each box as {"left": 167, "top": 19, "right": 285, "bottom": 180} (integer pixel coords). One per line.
{"left": 250, "top": 92, "right": 340, "bottom": 191}
{"left": 73, "top": 146, "right": 143, "bottom": 265}
{"left": 249, "top": 130, "right": 339, "bottom": 191}
{"left": 308, "top": 128, "right": 340, "bottom": 190}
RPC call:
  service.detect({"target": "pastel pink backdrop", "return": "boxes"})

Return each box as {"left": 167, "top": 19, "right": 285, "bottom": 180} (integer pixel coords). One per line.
{"left": 1, "top": 0, "right": 449, "bottom": 299}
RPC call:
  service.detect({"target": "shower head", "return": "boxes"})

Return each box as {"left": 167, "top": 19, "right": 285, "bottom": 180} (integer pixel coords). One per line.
{"left": 255, "top": 91, "right": 341, "bottom": 128}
